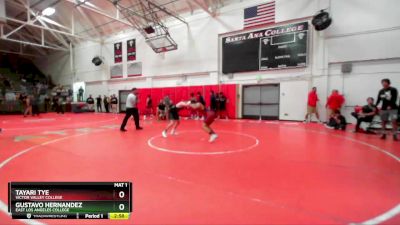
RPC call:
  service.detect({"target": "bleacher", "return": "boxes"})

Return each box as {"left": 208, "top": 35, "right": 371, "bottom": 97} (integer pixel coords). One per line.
{"left": 0, "top": 58, "right": 54, "bottom": 114}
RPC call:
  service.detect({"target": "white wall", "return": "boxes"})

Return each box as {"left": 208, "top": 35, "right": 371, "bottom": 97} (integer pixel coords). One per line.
{"left": 34, "top": 0, "right": 400, "bottom": 121}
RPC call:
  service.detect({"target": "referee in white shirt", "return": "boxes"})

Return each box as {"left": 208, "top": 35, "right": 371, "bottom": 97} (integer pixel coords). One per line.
{"left": 120, "top": 88, "right": 143, "bottom": 131}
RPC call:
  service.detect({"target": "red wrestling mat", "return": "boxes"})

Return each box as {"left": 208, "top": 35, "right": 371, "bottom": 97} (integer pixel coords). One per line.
{"left": 0, "top": 113, "right": 399, "bottom": 225}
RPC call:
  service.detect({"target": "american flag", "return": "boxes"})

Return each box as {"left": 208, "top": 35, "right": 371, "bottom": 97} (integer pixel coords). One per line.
{"left": 244, "top": 1, "right": 275, "bottom": 29}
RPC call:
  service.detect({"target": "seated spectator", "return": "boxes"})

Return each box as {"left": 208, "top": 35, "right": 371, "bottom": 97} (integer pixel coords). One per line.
{"left": 86, "top": 95, "right": 95, "bottom": 111}
{"left": 351, "top": 97, "right": 377, "bottom": 133}
{"left": 326, "top": 90, "right": 345, "bottom": 118}
{"left": 325, "top": 110, "right": 347, "bottom": 130}
{"left": 157, "top": 100, "right": 166, "bottom": 120}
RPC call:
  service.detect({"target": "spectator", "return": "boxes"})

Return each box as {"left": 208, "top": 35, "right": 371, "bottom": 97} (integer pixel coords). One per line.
{"left": 215, "top": 92, "right": 221, "bottom": 112}
{"left": 304, "top": 87, "right": 322, "bottom": 123}
{"left": 19, "top": 93, "right": 27, "bottom": 114}
{"left": 56, "top": 85, "right": 62, "bottom": 96}
{"left": 189, "top": 93, "right": 197, "bottom": 119}
{"left": 219, "top": 92, "right": 228, "bottom": 119}
{"left": 144, "top": 95, "right": 153, "bottom": 120}
{"left": 56, "top": 96, "right": 64, "bottom": 114}
{"left": 376, "top": 79, "right": 398, "bottom": 141}
{"left": 78, "top": 86, "right": 84, "bottom": 102}
{"left": 86, "top": 95, "right": 95, "bottom": 111}
{"left": 44, "top": 95, "right": 51, "bottom": 112}
{"left": 210, "top": 90, "right": 217, "bottom": 111}
{"left": 325, "top": 110, "right": 347, "bottom": 130}
{"left": 66, "top": 96, "right": 72, "bottom": 112}
{"left": 52, "top": 96, "right": 58, "bottom": 112}
{"left": 197, "top": 92, "right": 206, "bottom": 120}
{"left": 111, "top": 94, "right": 118, "bottom": 113}
{"left": 326, "top": 90, "right": 345, "bottom": 118}
{"left": 163, "top": 94, "right": 171, "bottom": 120}
{"left": 23, "top": 95, "right": 32, "bottom": 117}
{"left": 5, "top": 91, "right": 16, "bottom": 112}
{"left": 96, "top": 95, "right": 102, "bottom": 112}
{"left": 157, "top": 99, "right": 166, "bottom": 120}
{"left": 197, "top": 91, "right": 206, "bottom": 106}
{"left": 103, "top": 95, "right": 110, "bottom": 113}
{"left": 3, "top": 78, "right": 10, "bottom": 88}
{"left": 31, "top": 93, "right": 40, "bottom": 116}
{"left": 351, "top": 97, "right": 377, "bottom": 133}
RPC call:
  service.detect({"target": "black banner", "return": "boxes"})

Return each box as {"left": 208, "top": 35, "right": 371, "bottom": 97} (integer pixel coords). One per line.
{"left": 127, "top": 39, "right": 136, "bottom": 61}
{"left": 222, "top": 22, "right": 309, "bottom": 73}
{"left": 114, "top": 42, "right": 122, "bottom": 64}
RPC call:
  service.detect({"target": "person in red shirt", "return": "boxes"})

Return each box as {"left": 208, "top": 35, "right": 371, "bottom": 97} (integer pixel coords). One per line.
{"left": 326, "top": 90, "right": 345, "bottom": 118}
{"left": 304, "top": 87, "right": 322, "bottom": 123}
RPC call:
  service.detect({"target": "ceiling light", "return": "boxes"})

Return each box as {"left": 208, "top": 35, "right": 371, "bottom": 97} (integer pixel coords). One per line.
{"left": 42, "top": 7, "right": 55, "bottom": 16}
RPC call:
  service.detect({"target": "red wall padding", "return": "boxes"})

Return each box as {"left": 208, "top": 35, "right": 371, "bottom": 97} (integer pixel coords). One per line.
{"left": 136, "top": 84, "right": 237, "bottom": 119}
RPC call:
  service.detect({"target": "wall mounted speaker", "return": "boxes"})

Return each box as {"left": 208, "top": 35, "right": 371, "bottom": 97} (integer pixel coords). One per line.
{"left": 92, "top": 56, "right": 103, "bottom": 66}
{"left": 312, "top": 10, "right": 332, "bottom": 31}
{"left": 144, "top": 26, "right": 155, "bottom": 34}
{"left": 341, "top": 63, "right": 352, "bottom": 73}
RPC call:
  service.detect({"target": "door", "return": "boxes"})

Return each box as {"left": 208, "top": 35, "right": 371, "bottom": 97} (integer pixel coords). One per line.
{"left": 242, "top": 84, "right": 280, "bottom": 120}
{"left": 119, "top": 90, "right": 131, "bottom": 112}
{"left": 279, "top": 80, "right": 309, "bottom": 121}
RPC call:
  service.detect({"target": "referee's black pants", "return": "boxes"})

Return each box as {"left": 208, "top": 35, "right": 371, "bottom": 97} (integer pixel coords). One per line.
{"left": 120, "top": 108, "right": 140, "bottom": 130}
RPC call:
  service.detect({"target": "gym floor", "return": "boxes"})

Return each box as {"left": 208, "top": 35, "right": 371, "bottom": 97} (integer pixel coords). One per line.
{"left": 0, "top": 113, "right": 399, "bottom": 225}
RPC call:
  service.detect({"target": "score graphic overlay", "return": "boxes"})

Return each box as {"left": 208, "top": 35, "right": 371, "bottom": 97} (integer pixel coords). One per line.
{"left": 222, "top": 21, "right": 309, "bottom": 73}
{"left": 8, "top": 182, "right": 132, "bottom": 220}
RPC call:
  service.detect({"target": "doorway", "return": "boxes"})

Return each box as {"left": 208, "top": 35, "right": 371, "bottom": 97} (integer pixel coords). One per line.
{"left": 242, "top": 84, "right": 280, "bottom": 120}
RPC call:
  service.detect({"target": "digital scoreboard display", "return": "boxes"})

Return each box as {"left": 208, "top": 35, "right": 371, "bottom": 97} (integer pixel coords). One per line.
{"left": 8, "top": 182, "right": 132, "bottom": 220}
{"left": 222, "top": 21, "right": 309, "bottom": 73}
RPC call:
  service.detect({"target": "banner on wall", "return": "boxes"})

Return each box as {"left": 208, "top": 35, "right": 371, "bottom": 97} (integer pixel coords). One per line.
{"left": 127, "top": 62, "right": 142, "bottom": 77}
{"left": 114, "top": 42, "right": 122, "bottom": 63}
{"left": 127, "top": 39, "right": 136, "bottom": 61}
{"left": 110, "top": 64, "right": 123, "bottom": 79}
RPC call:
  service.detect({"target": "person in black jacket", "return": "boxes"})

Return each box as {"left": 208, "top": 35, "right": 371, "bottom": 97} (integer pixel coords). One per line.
{"left": 325, "top": 110, "right": 347, "bottom": 131}
{"left": 376, "top": 79, "right": 398, "bottom": 141}
{"left": 210, "top": 90, "right": 217, "bottom": 111}
{"left": 218, "top": 92, "right": 228, "bottom": 119}
{"left": 351, "top": 97, "right": 377, "bottom": 132}
{"left": 103, "top": 95, "right": 110, "bottom": 113}
{"left": 96, "top": 95, "right": 102, "bottom": 112}
{"left": 197, "top": 92, "right": 206, "bottom": 119}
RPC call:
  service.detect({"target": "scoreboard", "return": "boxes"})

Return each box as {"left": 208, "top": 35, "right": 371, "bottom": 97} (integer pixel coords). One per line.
{"left": 222, "top": 21, "right": 309, "bottom": 74}
{"left": 8, "top": 182, "right": 132, "bottom": 220}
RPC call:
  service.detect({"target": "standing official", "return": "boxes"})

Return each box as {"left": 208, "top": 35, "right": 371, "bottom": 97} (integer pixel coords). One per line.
{"left": 120, "top": 88, "right": 143, "bottom": 132}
